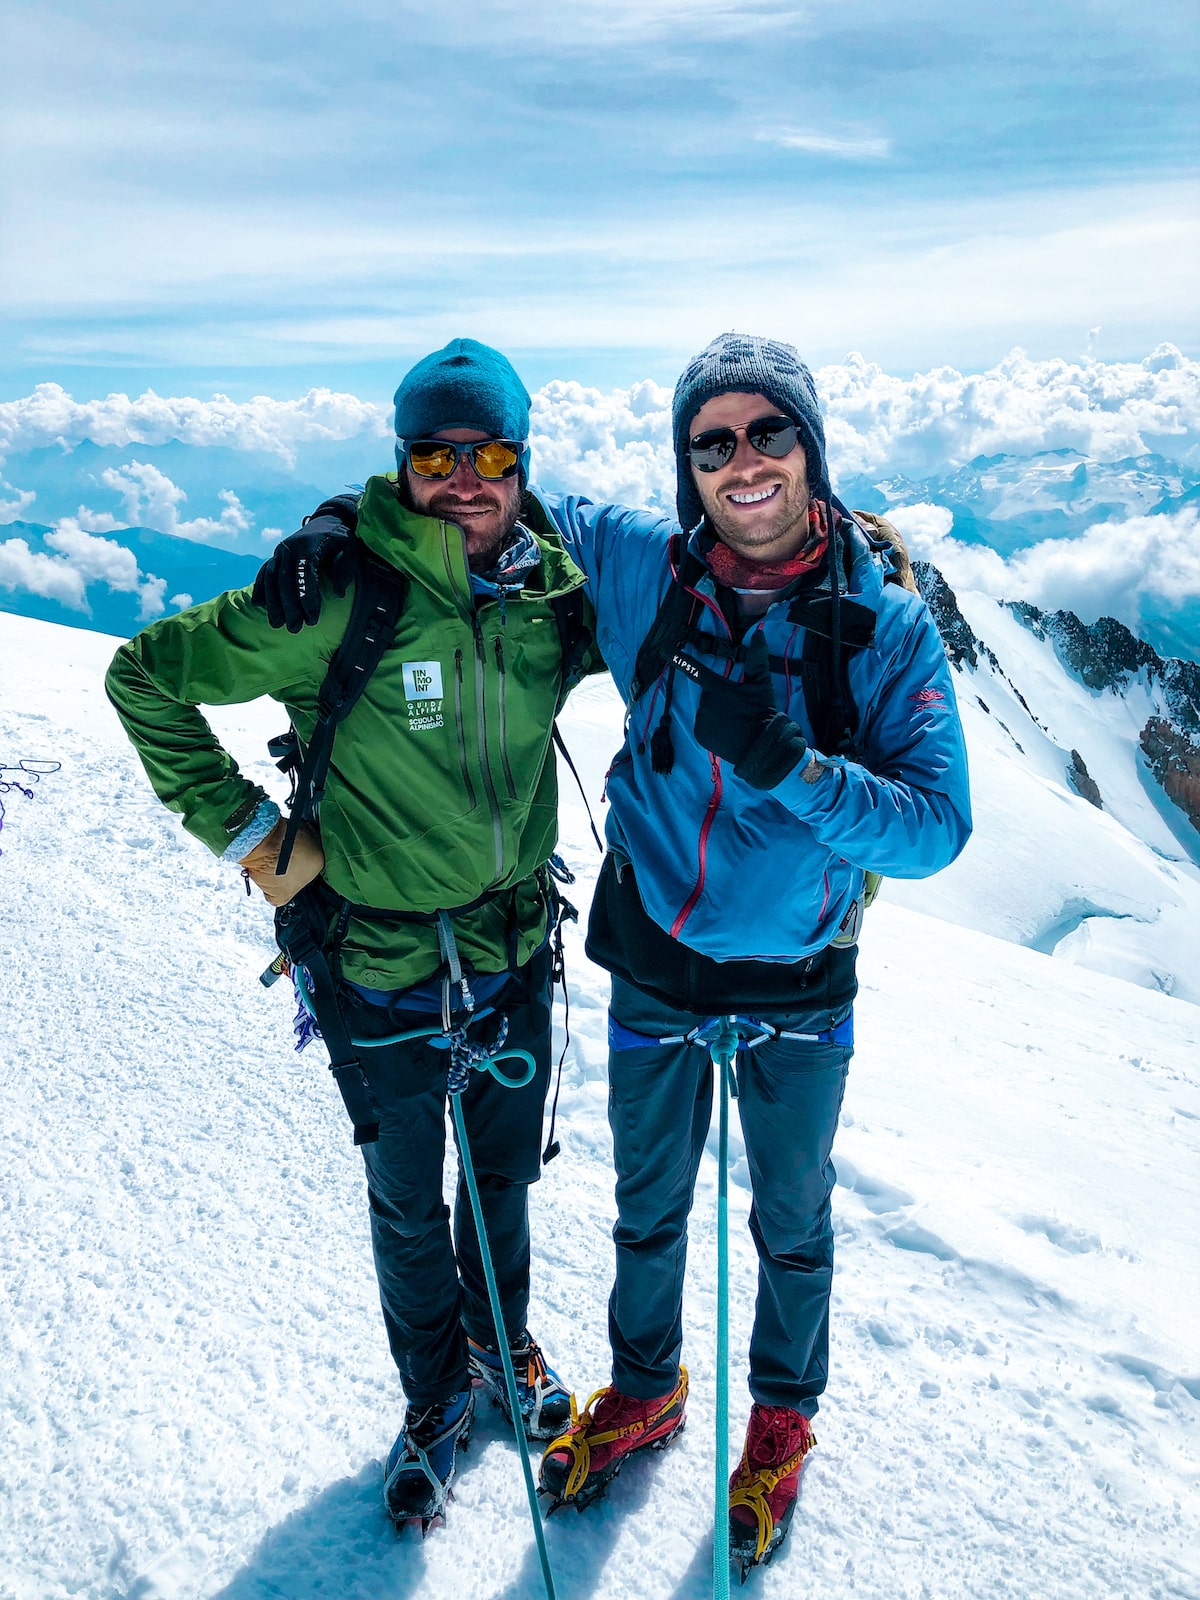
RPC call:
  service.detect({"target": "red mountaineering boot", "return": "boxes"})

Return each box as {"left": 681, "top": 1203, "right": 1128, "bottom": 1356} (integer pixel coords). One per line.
{"left": 728, "top": 1403, "right": 816, "bottom": 1579}
{"left": 538, "top": 1367, "right": 688, "bottom": 1510}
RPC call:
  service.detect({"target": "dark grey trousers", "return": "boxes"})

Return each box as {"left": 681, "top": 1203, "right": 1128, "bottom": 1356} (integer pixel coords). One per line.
{"left": 346, "top": 948, "right": 553, "bottom": 1406}
{"left": 607, "top": 976, "right": 851, "bottom": 1415}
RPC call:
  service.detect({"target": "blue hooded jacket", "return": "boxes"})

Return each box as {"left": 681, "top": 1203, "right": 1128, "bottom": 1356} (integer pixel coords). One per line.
{"left": 541, "top": 494, "right": 972, "bottom": 964}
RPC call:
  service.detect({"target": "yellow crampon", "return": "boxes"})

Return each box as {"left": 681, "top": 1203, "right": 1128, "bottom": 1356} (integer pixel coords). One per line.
{"left": 727, "top": 1428, "right": 816, "bottom": 1562}
{"left": 541, "top": 1369, "right": 689, "bottom": 1503}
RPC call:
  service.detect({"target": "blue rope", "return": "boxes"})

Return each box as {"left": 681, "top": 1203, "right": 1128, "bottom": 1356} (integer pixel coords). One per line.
{"left": 709, "top": 1016, "right": 739, "bottom": 1600}
{"left": 450, "top": 1089, "right": 557, "bottom": 1600}
{"left": 329, "top": 1001, "right": 553, "bottom": 1597}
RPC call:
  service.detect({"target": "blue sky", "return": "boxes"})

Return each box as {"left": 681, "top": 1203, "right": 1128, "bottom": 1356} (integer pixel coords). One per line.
{"left": 2, "top": 0, "right": 1196, "bottom": 402}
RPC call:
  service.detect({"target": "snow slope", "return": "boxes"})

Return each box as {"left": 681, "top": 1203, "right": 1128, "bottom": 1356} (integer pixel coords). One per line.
{"left": 884, "top": 590, "right": 1200, "bottom": 1006}
{"left": 1, "top": 612, "right": 1198, "bottom": 1600}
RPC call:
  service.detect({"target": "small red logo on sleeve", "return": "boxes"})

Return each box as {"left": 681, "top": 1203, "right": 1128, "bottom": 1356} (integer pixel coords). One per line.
{"left": 909, "top": 688, "right": 946, "bottom": 705}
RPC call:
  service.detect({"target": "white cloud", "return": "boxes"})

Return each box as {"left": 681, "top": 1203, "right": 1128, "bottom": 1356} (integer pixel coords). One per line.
{"left": 0, "top": 383, "right": 389, "bottom": 469}
{"left": 170, "top": 593, "right": 194, "bottom": 610}
{"left": 527, "top": 348, "right": 1200, "bottom": 512}
{"left": 0, "top": 520, "right": 167, "bottom": 618}
{"left": 0, "top": 537, "right": 89, "bottom": 610}
{"left": 44, "top": 520, "right": 143, "bottom": 590}
{"left": 2, "top": 349, "right": 1197, "bottom": 509}
{"left": 0, "top": 481, "right": 36, "bottom": 519}
{"left": 77, "top": 461, "right": 253, "bottom": 545}
{"left": 817, "top": 345, "right": 1200, "bottom": 479}
{"left": 1, "top": 350, "right": 1196, "bottom": 641}
{"left": 893, "top": 502, "right": 1200, "bottom": 637}
{"left": 530, "top": 378, "right": 676, "bottom": 511}
{"left": 138, "top": 576, "right": 168, "bottom": 621}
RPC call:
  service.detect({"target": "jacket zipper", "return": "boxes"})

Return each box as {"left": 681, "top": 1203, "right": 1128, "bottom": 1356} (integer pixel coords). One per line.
{"left": 453, "top": 649, "right": 478, "bottom": 811}
{"left": 473, "top": 622, "right": 505, "bottom": 880}
{"left": 493, "top": 636, "right": 518, "bottom": 801}
{"left": 670, "top": 751, "right": 723, "bottom": 939}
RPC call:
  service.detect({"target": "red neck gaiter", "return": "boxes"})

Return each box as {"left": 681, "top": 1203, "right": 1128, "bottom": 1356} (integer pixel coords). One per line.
{"left": 705, "top": 501, "right": 830, "bottom": 590}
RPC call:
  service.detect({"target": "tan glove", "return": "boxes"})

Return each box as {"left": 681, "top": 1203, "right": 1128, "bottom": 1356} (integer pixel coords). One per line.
{"left": 239, "top": 818, "right": 325, "bottom": 907}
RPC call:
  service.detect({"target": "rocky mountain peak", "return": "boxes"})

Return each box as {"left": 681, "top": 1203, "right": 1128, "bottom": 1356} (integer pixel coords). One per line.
{"left": 912, "top": 560, "right": 980, "bottom": 670}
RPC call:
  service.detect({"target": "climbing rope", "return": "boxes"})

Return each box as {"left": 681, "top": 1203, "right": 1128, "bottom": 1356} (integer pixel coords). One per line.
{"left": 707, "top": 1016, "right": 739, "bottom": 1600}
{"left": 337, "top": 1005, "right": 555, "bottom": 1599}
{"left": 0, "top": 760, "right": 62, "bottom": 856}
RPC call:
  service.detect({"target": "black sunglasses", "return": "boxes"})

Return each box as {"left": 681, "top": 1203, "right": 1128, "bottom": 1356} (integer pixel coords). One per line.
{"left": 688, "top": 415, "right": 800, "bottom": 473}
{"left": 401, "top": 437, "right": 524, "bottom": 481}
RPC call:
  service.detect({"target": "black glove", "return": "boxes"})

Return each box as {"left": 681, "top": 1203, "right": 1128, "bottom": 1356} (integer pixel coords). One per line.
{"left": 692, "top": 633, "right": 809, "bottom": 790}
{"left": 252, "top": 512, "right": 357, "bottom": 631}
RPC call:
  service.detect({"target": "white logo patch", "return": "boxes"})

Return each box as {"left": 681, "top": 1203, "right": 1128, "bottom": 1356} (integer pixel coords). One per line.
{"left": 403, "top": 660, "right": 445, "bottom": 732}
{"left": 403, "top": 661, "right": 444, "bottom": 701}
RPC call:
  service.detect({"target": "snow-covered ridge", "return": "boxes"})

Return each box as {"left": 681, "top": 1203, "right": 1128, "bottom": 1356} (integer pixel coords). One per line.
{"left": 896, "top": 565, "right": 1200, "bottom": 1003}
{"left": 1, "top": 609, "right": 1197, "bottom": 1600}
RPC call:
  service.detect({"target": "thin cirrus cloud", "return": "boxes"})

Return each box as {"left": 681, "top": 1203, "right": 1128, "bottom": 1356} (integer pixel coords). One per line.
{"left": 760, "top": 128, "right": 892, "bottom": 160}
{"left": 1, "top": 0, "right": 1195, "bottom": 388}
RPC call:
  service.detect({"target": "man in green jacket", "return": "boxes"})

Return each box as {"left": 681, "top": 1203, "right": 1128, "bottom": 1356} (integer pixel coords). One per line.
{"left": 105, "top": 339, "right": 591, "bottom": 1530}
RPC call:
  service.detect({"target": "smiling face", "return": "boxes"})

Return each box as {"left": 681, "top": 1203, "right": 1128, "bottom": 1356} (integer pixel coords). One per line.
{"left": 687, "top": 390, "right": 813, "bottom": 562}
{"left": 404, "top": 427, "right": 523, "bottom": 568}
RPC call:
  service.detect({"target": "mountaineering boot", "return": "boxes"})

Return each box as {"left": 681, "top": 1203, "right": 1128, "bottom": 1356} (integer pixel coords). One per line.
{"left": 467, "top": 1330, "right": 573, "bottom": 1441}
{"left": 728, "top": 1404, "right": 816, "bottom": 1579}
{"left": 383, "top": 1389, "right": 474, "bottom": 1532}
{"left": 538, "top": 1367, "right": 688, "bottom": 1510}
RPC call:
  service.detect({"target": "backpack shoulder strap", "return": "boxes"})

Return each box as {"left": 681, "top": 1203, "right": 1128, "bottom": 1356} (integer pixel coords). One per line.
{"left": 548, "top": 586, "right": 592, "bottom": 708}
{"left": 629, "top": 534, "right": 707, "bottom": 702}
{"left": 276, "top": 539, "right": 408, "bottom": 874}
{"left": 799, "top": 624, "right": 859, "bottom": 757}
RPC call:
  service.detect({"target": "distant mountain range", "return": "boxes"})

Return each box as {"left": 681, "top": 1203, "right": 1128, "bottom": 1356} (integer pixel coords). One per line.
{"left": 843, "top": 449, "right": 1200, "bottom": 555}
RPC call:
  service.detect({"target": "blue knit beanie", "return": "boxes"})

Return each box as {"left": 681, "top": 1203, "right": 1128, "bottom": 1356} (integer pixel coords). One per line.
{"left": 672, "top": 333, "right": 830, "bottom": 531}
{"left": 393, "top": 337, "right": 531, "bottom": 450}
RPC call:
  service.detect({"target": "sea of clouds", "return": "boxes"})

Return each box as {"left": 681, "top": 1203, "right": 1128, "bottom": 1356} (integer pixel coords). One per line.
{"left": 1, "top": 346, "right": 1198, "bottom": 639}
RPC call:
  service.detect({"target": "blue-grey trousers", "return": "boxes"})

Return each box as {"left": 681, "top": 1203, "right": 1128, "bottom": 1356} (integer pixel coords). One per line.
{"left": 345, "top": 948, "right": 553, "bottom": 1406}
{"left": 607, "top": 976, "right": 851, "bottom": 1415}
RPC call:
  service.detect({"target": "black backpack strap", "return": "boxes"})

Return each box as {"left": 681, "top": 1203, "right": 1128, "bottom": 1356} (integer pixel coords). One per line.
{"left": 548, "top": 587, "right": 592, "bottom": 707}
{"left": 276, "top": 541, "right": 408, "bottom": 875}
{"left": 552, "top": 724, "right": 604, "bottom": 852}
{"left": 629, "top": 534, "right": 707, "bottom": 703}
{"left": 781, "top": 593, "right": 876, "bottom": 647}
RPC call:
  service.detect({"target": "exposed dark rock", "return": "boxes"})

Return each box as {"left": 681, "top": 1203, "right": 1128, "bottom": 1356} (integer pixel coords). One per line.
{"left": 1006, "top": 601, "right": 1200, "bottom": 734}
{"left": 1066, "top": 750, "right": 1103, "bottom": 809}
{"left": 1162, "top": 658, "right": 1200, "bottom": 736}
{"left": 1141, "top": 718, "right": 1200, "bottom": 833}
{"left": 912, "top": 560, "right": 979, "bottom": 669}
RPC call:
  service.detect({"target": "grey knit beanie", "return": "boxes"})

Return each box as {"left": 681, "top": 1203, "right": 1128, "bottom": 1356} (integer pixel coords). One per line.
{"left": 672, "top": 333, "right": 829, "bottom": 531}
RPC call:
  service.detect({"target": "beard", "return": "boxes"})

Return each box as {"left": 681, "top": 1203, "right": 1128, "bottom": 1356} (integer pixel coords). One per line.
{"left": 399, "top": 476, "right": 524, "bottom": 570}
{"left": 704, "top": 475, "right": 812, "bottom": 557}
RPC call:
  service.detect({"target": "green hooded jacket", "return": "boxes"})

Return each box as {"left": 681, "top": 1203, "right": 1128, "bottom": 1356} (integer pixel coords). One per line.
{"left": 105, "top": 475, "right": 597, "bottom": 989}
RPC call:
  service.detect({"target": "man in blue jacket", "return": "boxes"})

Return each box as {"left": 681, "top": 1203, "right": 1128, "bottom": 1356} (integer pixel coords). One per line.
{"left": 532, "top": 334, "right": 969, "bottom": 1571}
{"left": 260, "top": 333, "right": 971, "bottom": 1573}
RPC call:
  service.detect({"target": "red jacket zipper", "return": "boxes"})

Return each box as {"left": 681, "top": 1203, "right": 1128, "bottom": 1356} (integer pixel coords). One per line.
{"left": 670, "top": 752, "right": 723, "bottom": 939}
